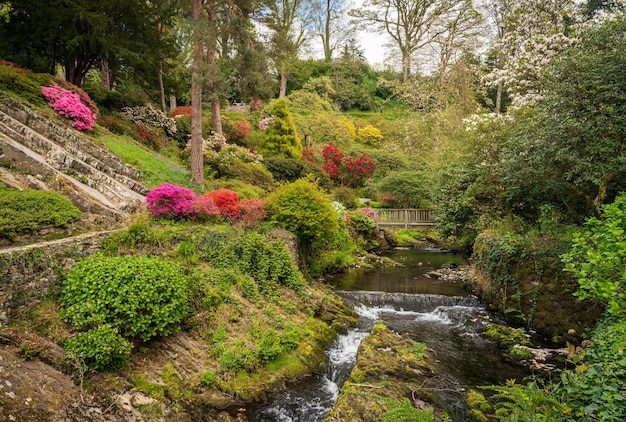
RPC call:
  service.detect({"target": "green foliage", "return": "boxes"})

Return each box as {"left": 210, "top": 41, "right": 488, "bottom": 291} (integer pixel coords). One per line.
{"left": 261, "top": 99, "right": 302, "bottom": 158}
{"left": 210, "top": 178, "right": 267, "bottom": 200}
{"left": 490, "top": 379, "right": 565, "bottom": 421}
{"left": 356, "top": 124, "right": 384, "bottom": 146}
{"left": 0, "top": 187, "right": 81, "bottom": 240}
{"left": 61, "top": 254, "right": 190, "bottom": 342}
{"left": 190, "top": 227, "right": 306, "bottom": 297}
{"left": 264, "top": 157, "right": 333, "bottom": 191}
{"left": 265, "top": 178, "right": 341, "bottom": 253}
{"left": 365, "top": 149, "right": 410, "bottom": 179}
{"left": 377, "top": 170, "right": 433, "bottom": 208}
{"left": 562, "top": 194, "right": 626, "bottom": 316}
{"left": 0, "top": 63, "right": 53, "bottom": 105}
{"left": 363, "top": 394, "right": 434, "bottom": 422}
{"left": 347, "top": 210, "right": 376, "bottom": 236}
{"left": 64, "top": 324, "right": 132, "bottom": 371}
{"left": 332, "top": 187, "right": 357, "bottom": 209}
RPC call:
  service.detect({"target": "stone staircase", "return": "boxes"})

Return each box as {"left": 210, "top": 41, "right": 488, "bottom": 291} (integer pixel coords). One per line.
{"left": 0, "top": 95, "right": 148, "bottom": 215}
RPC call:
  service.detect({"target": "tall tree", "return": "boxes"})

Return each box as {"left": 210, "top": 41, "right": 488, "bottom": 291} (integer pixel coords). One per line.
{"left": 0, "top": 0, "right": 169, "bottom": 87}
{"left": 190, "top": 0, "right": 204, "bottom": 186}
{"left": 349, "top": 0, "right": 458, "bottom": 82}
{"left": 481, "top": 0, "right": 581, "bottom": 110}
{"left": 260, "top": 0, "right": 312, "bottom": 97}
{"left": 430, "top": 0, "right": 482, "bottom": 110}
{"left": 311, "top": 0, "right": 352, "bottom": 62}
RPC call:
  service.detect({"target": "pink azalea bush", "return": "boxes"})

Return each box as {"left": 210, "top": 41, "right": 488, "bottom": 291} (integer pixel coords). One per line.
{"left": 146, "top": 183, "right": 219, "bottom": 221}
{"left": 41, "top": 84, "right": 97, "bottom": 131}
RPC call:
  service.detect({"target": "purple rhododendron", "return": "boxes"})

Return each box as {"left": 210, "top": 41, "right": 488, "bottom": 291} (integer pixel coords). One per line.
{"left": 360, "top": 207, "right": 379, "bottom": 222}
{"left": 41, "top": 84, "right": 97, "bottom": 131}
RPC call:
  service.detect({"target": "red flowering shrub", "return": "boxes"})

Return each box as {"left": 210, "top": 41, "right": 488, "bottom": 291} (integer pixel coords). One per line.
{"left": 201, "top": 189, "right": 242, "bottom": 219}
{"left": 340, "top": 154, "right": 377, "bottom": 187}
{"left": 321, "top": 143, "right": 376, "bottom": 187}
{"left": 301, "top": 147, "right": 315, "bottom": 163}
{"left": 146, "top": 184, "right": 197, "bottom": 219}
{"left": 101, "top": 115, "right": 125, "bottom": 135}
{"left": 236, "top": 198, "right": 267, "bottom": 229}
{"left": 134, "top": 123, "right": 164, "bottom": 150}
{"left": 223, "top": 118, "right": 250, "bottom": 143}
{"left": 171, "top": 106, "right": 192, "bottom": 117}
{"left": 41, "top": 84, "right": 97, "bottom": 131}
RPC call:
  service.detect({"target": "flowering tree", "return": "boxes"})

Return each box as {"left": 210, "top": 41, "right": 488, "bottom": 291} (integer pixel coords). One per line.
{"left": 40, "top": 84, "right": 97, "bottom": 131}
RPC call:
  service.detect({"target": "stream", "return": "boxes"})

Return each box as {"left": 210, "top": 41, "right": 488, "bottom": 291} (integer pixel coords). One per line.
{"left": 251, "top": 247, "right": 530, "bottom": 421}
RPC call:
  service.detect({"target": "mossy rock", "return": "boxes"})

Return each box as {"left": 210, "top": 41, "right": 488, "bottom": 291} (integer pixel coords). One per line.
{"left": 481, "top": 324, "right": 532, "bottom": 348}
{"left": 323, "top": 322, "right": 448, "bottom": 422}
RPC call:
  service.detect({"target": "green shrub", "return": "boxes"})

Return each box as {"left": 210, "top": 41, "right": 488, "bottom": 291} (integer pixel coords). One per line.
{"left": 347, "top": 210, "right": 376, "bottom": 237}
{"left": 333, "top": 187, "right": 357, "bottom": 209}
{"left": 562, "top": 194, "right": 626, "bottom": 316}
{"left": 61, "top": 254, "right": 190, "bottom": 342}
{"left": 266, "top": 178, "right": 341, "bottom": 254}
{"left": 265, "top": 157, "right": 333, "bottom": 192}
{"left": 64, "top": 324, "right": 132, "bottom": 371}
{"left": 0, "top": 188, "right": 81, "bottom": 240}
{"left": 377, "top": 170, "right": 433, "bottom": 208}
{"left": 210, "top": 179, "right": 267, "bottom": 199}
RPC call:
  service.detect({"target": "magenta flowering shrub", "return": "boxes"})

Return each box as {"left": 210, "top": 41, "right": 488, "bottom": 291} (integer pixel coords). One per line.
{"left": 146, "top": 184, "right": 197, "bottom": 219}
{"left": 41, "top": 84, "right": 97, "bottom": 131}
{"left": 360, "top": 207, "right": 379, "bottom": 222}
{"left": 146, "top": 184, "right": 221, "bottom": 221}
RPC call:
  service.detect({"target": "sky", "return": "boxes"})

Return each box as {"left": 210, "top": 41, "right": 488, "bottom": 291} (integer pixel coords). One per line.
{"left": 350, "top": 0, "right": 388, "bottom": 67}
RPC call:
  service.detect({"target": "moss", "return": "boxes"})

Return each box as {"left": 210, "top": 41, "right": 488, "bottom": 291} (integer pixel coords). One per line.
{"left": 505, "top": 346, "right": 534, "bottom": 361}
{"left": 481, "top": 324, "right": 532, "bottom": 348}
{"left": 465, "top": 389, "right": 492, "bottom": 422}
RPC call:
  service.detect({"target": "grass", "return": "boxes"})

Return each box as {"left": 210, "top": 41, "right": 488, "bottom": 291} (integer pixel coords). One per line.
{"left": 94, "top": 133, "right": 199, "bottom": 191}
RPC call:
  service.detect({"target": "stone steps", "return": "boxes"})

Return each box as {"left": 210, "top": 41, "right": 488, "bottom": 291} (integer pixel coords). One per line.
{"left": 0, "top": 96, "right": 148, "bottom": 194}
{"left": 0, "top": 95, "right": 147, "bottom": 213}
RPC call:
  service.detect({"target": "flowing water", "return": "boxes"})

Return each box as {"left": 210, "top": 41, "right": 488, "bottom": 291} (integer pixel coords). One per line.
{"left": 251, "top": 248, "right": 530, "bottom": 421}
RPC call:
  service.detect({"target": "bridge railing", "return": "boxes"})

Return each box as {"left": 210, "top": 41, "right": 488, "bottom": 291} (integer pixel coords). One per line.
{"left": 372, "top": 208, "right": 435, "bottom": 228}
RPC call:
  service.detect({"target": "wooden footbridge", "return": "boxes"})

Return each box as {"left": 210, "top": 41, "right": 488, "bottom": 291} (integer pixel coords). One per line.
{"left": 372, "top": 209, "right": 435, "bottom": 229}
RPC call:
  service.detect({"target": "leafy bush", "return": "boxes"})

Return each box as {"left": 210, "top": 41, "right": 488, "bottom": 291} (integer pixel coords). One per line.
{"left": 266, "top": 178, "right": 341, "bottom": 254}
{"left": 61, "top": 254, "right": 190, "bottom": 342}
{"left": 41, "top": 83, "right": 97, "bottom": 130}
{"left": 377, "top": 170, "right": 433, "bottom": 208}
{"left": 0, "top": 188, "right": 81, "bottom": 240}
{"left": 265, "top": 157, "right": 333, "bottom": 191}
{"left": 65, "top": 324, "right": 132, "bottom": 371}
{"left": 333, "top": 187, "right": 357, "bottom": 209}
{"left": 260, "top": 99, "right": 302, "bottom": 158}
{"left": 562, "top": 194, "right": 626, "bottom": 316}
{"left": 356, "top": 124, "right": 384, "bottom": 146}
{"left": 348, "top": 210, "right": 377, "bottom": 236}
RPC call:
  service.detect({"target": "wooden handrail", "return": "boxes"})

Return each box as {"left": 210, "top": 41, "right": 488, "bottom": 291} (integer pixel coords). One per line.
{"left": 371, "top": 208, "right": 435, "bottom": 228}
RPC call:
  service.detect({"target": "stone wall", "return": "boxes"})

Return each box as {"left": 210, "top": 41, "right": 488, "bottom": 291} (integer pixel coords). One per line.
{"left": 0, "top": 231, "right": 114, "bottom": 326}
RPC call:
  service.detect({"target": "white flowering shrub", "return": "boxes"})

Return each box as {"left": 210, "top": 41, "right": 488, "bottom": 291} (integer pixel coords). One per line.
{"left": 122, "top": 104, "right": 177, "bottom": 136}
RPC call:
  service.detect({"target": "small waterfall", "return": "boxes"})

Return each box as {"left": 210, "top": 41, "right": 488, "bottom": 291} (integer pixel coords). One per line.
{"left": 337, "top": 290, "right": 482, "bottom": 312}
{"left": 251, "top": 315, "right": 374, "bottom": 421}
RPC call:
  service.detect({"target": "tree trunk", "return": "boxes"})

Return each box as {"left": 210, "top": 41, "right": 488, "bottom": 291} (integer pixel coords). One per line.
{"left": 323, "top": 0, "right": 332, "bottom": 62}
{"left": 495, "top": 80, "right": 503, "bottom": 113}
{"left": 190, "top": 0, "right": 204, "bottom": 187}
{"left": 211, "top": 97, "right": 222, "bottom": 135}
{"left": 158, "top": 60, "right": 167, "bottom": 112}
{"left": 101, "top": 58, "right": 111, "bottom": 91}
{"left": 593, "top": 174, "right": 613, "bottom": 214}
{"left": 401, "top": 51, "right": 411, "bottom": 83}
{"left": 437, "top": 64, "right": 446, "bottom": 111}
{"left": 169, "top": 95, "right": 177, "bottom": 112}
{"left": 279, "top": 65, "right": 288, "bottom": 98}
